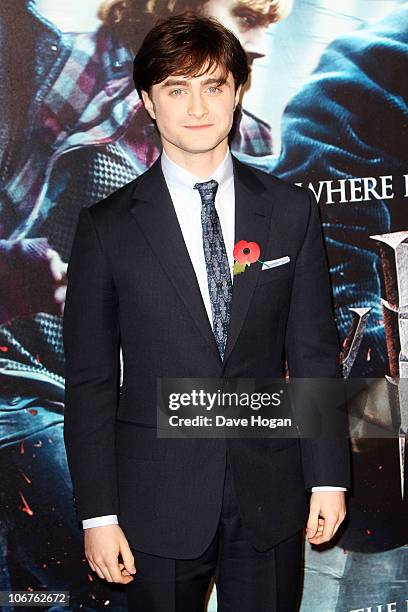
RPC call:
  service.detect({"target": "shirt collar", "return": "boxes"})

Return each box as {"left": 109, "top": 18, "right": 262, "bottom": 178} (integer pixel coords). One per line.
{"left": 161, "top": 147, "right": 233, "bottom": 195}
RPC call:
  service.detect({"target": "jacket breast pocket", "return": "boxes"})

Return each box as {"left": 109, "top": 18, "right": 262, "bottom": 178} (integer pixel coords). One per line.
{"left": 258, "top": 264, "right": 292, "bottom": 285}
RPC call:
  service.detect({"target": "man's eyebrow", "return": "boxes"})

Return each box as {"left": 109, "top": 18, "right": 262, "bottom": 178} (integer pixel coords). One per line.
{"left": 160, "top": 76, "right": 229, "bottom": 88}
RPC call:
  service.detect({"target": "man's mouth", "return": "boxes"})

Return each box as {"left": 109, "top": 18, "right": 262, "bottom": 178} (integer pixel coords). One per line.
{"left": 184, "top": 124, "right": 214, "bottom": 130}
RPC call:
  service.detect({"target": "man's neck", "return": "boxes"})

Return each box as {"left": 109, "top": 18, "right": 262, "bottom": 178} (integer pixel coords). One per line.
{"left": 162, "top": 141, "right": 229, "bottom": 180}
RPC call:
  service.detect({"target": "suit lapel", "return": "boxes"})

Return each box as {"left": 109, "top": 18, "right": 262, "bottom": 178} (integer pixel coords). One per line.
{"left": 221, "top": 156, "right": 279, "bottom": 367}
{"left": 129, "top": 155, "right": 222, "bottom": 363}
{"left": 128, "top": 153, "right": 281, "bottom": 368}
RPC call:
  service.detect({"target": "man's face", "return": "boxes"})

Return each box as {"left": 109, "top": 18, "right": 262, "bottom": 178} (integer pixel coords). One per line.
{"left": 141, "top": 65, "right": 241, "bottom": 156}
{"left": 201, "top": 0, "right": 275, "bottom": 65}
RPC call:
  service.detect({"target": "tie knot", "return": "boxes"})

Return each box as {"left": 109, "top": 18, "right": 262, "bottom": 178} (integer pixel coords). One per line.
{"left": 193, "top": 179, "right": 219, "bottom": 204}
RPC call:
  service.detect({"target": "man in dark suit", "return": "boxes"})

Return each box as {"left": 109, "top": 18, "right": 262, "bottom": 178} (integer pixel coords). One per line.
{"left": 63, "top": 12, "right": 351, "bottom": 611}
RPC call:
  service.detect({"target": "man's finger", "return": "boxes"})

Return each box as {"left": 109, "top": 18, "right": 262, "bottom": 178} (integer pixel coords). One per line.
{"left": 308, "top": 515, "right": 332, "bottom": 543}
{"left": 119, "top": 562, "right": 131, "bottom": 576}
{"left": 95, "top": 560, "right": 114, "bottom": 583}
{"left": 46, "top": 248, "right": 67, "bottom": 283}
{"left": 93, "top": 556, "right": 112, "bottom": 582}
{"left": 320, "top": 516, "right": 338, "bottom": 542}
{"left": 120, "top": 541, "right": 137, "bottom": 575}
{"left": 107, "top": 560, "right": 130, "bottom": 584}
{"left": 48, "top": 255, "right": 63, "bottom": 282}
{"left": 55, "top": 285, "right": 66, "bottom": 303}
{"left": 92, "top": 563, "right": 106, "bottom": 581}
{"left": 306, "top": 507, "right": 320, "bottom": 538}
{"left": 331, "top": 513, "right": 346, "bottom": 538}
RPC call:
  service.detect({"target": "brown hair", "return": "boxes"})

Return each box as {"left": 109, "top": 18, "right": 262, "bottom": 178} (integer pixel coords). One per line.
{"left": 98, "top": 0, "right": 293, "bottom": 42}
{"left": 172, "top": 0, "right": 293, "bottom": 25}
{"left": 132, "top": 12, "right": 250, "bottom": 98}
{"left": 98, "top": 0, "right": 169, "bottom": 49}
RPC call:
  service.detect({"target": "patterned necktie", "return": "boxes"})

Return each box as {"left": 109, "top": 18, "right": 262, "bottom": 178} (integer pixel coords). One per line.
{"left": 194, "top": 179, "right": 233, "bottom": 360}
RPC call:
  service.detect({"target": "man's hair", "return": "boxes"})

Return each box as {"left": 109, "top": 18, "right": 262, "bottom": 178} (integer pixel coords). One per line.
{"left": 99, "top": 0, "right": 293, "bottom": 45}
{"left": 172, "top": 0, "right": 293, "bottom": 25}
{"left": 132, "top": 12, "right": 250, "bottom": 98}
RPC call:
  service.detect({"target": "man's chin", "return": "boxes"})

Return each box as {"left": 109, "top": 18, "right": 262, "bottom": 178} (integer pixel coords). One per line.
{"left": 173, "top": 138, "right": 226, "bottom": 155}
{"left": 161, "top": 129, "right": 229, "bottom": 155}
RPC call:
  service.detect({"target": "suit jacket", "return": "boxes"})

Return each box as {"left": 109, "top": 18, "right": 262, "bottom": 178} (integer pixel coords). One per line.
{"left": 63, "top": 153, "right": 351, "bottom": 558}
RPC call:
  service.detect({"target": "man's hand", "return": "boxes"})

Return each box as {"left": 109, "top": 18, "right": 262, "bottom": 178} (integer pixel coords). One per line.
{"left": 46, "top": 248, "right": 67, "bottom": 314}
{"left": 84, "top": 524, "right": 137, "bottom": 584}
{"left": 306, "top": 491, "right": 346, "bottom": 544}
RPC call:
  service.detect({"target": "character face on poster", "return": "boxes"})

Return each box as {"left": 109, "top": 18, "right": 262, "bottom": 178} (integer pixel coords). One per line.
{"left": 0, "top": 0, "right": 406, "bottom": 610}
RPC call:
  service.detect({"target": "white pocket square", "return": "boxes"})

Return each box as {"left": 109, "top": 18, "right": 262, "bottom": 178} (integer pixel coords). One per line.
{"left": 261, "top": 255, "right": 290, "bottom": 270}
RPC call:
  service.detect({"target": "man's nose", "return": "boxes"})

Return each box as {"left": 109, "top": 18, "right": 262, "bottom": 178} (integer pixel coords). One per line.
{"left": 187, "top": 93, "right": 209, "bottom": 118}
{"left": 242, "top": 28, "right": 268, "bottom": 64}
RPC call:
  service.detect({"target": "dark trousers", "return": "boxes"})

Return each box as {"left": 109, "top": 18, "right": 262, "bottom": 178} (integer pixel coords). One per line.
{"left": 126, "top": 451, "right": 304, "bottom": 611}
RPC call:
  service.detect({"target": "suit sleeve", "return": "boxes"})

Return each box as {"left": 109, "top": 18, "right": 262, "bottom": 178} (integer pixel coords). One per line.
{"left": 63, "top": 207, "right": 121, "bottom": 521}
{"left": 284, "top": 189, "right": 351, "bottom": 490}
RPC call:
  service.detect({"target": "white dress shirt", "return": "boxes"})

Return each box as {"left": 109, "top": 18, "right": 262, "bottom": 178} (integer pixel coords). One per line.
{"left": 82, "top": 148, "right": 345, "bottom": 529}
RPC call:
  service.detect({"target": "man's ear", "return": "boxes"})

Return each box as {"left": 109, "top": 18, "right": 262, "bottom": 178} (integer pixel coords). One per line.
{"left": 233, "top": 84, "right": 242, "bottom": 111}
{"left": 141, "top": 89, "right": 156, "bottom": 120}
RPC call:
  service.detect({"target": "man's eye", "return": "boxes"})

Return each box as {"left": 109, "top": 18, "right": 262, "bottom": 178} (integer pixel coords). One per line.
{"left": 235, "top": 10, "right": 259, "bottom": 28}
{"left": 170, "top": 89, "right": 184, "bottom": 96}
{"left": 207, "top": 86, "right": 221, "bottom": 94}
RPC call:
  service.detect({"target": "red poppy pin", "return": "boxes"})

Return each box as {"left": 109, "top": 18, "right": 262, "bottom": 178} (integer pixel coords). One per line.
{"left": 233, "top": 240, "right": 261, "bottom": 276}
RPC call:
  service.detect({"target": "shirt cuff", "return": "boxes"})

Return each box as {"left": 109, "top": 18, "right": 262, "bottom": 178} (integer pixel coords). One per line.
{"left": 82, "top": 515, "right": 119, "bottom": 529}
{"left": 310, "top": 486, "right": 347, "bottom": 492}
